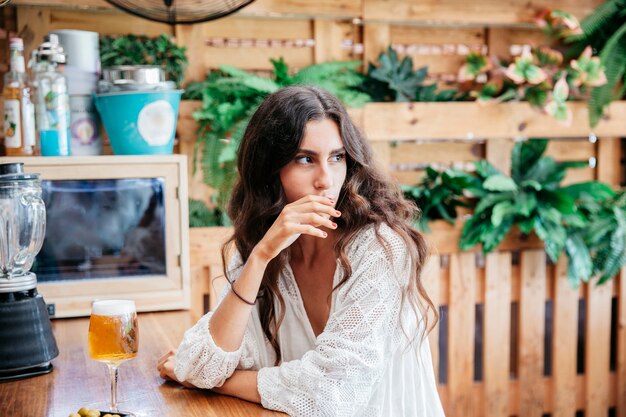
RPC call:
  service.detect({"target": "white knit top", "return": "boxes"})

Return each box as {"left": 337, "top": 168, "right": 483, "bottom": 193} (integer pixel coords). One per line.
{"left": 175, "top": 223, "right": 445, "bottom": 417}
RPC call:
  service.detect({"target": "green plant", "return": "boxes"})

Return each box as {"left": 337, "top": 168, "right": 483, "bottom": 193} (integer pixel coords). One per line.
{"left": 538, "top": 3, "right": 626, "bottom": 126}
{"left": 565, "top": 186, "right": 626, "bottom": 285}
{"left": 360, "top": 46, "right": 462, "bottom": 102}
{"left": 460, "top": 139, "right": 581, "bottom": 255}
{"left": 461, "top": 42, "right": 607, "bottom": 124}
{"left": 189, "top": 58, "right": 370, "bottom": 225}
{"left": 100, "top": 34, "right": 188, "bottom": 87}
{"left": 402, "top": 167, "right": 478, "bottom": 232}
{"left": 402, "top": 139, "right": 625, "bottom": 286}
{"left": 189, "top": 198, "right": 223, "bottom": 227}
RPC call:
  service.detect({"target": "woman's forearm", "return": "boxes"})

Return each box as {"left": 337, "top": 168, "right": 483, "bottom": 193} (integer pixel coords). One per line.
{"left": 209, "top": 249, "right": 269, "bottom": 352}
{"left": 213, "top": 370, "right": 261, "bottom": 404}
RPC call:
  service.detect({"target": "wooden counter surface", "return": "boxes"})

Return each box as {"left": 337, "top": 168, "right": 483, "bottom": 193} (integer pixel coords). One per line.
{"left": 0, "top": 311, "right": 285, "bottom": 417}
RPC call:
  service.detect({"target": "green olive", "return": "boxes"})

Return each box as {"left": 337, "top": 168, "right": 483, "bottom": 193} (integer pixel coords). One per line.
{"left": 77, "top": 408, "right": 91, "bottom": 417}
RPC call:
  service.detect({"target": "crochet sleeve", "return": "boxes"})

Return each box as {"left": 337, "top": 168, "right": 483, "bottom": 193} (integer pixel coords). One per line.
{"left": 257, "top": 226, "right": 412, "bottom": 416}
{"left": 174, "top": 253, "right": 261, "bottom": 388}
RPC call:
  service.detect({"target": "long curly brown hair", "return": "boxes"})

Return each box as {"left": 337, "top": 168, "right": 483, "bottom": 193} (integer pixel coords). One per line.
{"left": 222, "top": 86, "right": 436, "bottom": 364}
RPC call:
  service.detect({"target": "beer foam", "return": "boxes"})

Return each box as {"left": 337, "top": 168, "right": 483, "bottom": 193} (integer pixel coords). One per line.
{"left": 91, "top": 299, "right": 136, "bottom": 316}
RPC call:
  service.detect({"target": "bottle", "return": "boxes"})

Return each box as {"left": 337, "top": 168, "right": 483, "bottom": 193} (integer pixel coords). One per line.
{"left": 2, "top": 37, "right": 36, "bottom": 156}
{"left": 31, "top": 34, "right": 71, "bottom": 156}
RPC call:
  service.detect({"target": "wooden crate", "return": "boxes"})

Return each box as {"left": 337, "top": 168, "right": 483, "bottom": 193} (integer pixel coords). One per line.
{"left": 175, "top": 15, "right": 361, "bottom": 82}
{"left": 178, "top": 100, "right": 626, "bottom": 207}
{"left": 362, "top": 0, "right": 605, "bottom": 25}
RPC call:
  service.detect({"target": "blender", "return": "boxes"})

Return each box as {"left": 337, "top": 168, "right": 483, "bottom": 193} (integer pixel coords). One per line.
{"left": 0, "top": 162, "right": 59, "bottom": 380}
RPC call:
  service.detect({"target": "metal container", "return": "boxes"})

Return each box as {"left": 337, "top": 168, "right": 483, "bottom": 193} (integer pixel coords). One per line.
{"left": 99, "top": 65, "right": 176, "bottom": 92}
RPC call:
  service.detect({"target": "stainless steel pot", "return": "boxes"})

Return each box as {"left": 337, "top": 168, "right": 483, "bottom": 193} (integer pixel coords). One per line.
{"left": 100, "top": 65, "right": 176, "bottom": 92}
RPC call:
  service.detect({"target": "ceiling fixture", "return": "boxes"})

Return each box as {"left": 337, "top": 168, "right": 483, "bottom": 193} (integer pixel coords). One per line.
{"left": 105, "top": 0, "right": 256, "bottom": 25}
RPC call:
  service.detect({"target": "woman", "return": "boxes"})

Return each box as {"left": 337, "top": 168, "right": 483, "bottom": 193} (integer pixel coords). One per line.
{"left": 157, "top": 86, "right": 445, "bottom": 416}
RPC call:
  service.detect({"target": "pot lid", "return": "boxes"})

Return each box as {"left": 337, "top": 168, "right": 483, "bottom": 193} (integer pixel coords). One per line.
{"left": 0, "top": 163, "right": 39, "bottom": 182}
{"left": 102, "top": 65, "right": 165, "bottom": 85}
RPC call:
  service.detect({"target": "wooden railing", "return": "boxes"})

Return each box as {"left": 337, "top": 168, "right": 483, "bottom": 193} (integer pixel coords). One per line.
{"left": 421, "top": 222, "right": 625, "bottom": 417}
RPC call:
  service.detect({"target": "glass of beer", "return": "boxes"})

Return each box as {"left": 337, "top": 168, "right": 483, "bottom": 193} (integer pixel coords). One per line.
{"left": 88, "top": 299, "right": 139, "bottom": 414}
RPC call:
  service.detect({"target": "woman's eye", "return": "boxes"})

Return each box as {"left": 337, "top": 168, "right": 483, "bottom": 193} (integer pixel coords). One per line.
{"left": 331, "top": 153, "right": 346, "bottom": 162}
{"left": 295, "top": 156, "right": 313, "bottom": 164}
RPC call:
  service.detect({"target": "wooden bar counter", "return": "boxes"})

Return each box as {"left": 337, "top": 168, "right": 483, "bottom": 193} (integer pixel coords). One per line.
{"left": 0, "top": 311, "right": 285, "bottom": 417}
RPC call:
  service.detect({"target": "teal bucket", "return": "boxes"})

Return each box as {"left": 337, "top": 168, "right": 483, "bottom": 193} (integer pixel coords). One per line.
{"left": 94, "top": 89, "right": 183, "bottom": 155}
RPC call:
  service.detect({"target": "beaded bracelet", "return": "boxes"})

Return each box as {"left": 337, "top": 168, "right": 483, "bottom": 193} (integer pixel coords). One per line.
{"left": 230, "top": 281, "right": 256, "bottom": 306}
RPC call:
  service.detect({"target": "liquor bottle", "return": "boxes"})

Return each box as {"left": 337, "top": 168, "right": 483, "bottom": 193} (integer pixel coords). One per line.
{"left": 31, "top": 34, "right": 71, "bottom": 156}
{"left": 2, "top": 37, "right": 36, "bottom": 156}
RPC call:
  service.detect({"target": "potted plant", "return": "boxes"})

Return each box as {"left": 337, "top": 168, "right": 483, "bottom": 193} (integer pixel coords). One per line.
{"left": 403, "top": 138, "right": 624, "bottom": 287}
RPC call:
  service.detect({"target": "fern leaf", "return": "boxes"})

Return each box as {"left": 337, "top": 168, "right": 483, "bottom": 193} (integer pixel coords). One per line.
{"left": 589, "top": 21, "right": 626, "bottom": 127}
{"left": 292, "top": 61, "right": 362, "bottom": 84}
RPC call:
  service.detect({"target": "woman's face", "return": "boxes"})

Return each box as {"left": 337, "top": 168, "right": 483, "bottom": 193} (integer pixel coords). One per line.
{"left": 279, "top": 118, "right": 347, "bottom": 205}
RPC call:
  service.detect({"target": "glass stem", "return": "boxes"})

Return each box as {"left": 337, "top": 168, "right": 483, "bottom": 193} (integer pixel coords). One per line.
{"left": 107, "top": 363, "right": 120, "bottom": 412}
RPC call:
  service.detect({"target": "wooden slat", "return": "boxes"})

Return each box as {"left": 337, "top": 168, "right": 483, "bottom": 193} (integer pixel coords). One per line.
{"left": 546, "top": 139, "right": 596, "bottom": 162}
{"left": 585, "top": 280, "right": 613, "bottom": 416}
{"left": 200, "top": 47, "right": 313, "bottom": 71}
{"left": 405, "top": 54, "right": 466, "bottom": 75}
{"left": 313, "top": 19, "right": 354, "bottom": 63}
{"left": 551, "top": 258, "right": 579, "bottom": 417}
{"left": 370, "top": 141, "right": 392, "bottom": 173}
{"left": 448, "top": 252, "right": 476, "bottom": 416}
{"left": 363, "top": 102, "right": 626, "bottom": 141}
{"left": 484, "top": 252, "right": 511, "bottom": 417}
{"left": 176, "top": 16, "right": 315, "bottom": 74}
{"left": 362, "top": 0, "right": 604, "bottom": 25}
{"left": 175, "top": 23, "right": 204, "bottom": 82}
{"left": 518, "top": 250, "right": 546, "bottom": 417}
{"left": 347, "top": 107, "right": 364, "bottom": 131}
{"left": 422, "top": 254, "right": 441, "bottom": 383}
{"left": 390, "top": 141, "right": 483, "bottom": 165}
{"left": 430, "top": 371, "right": 617, "bottom": 416}
{"left": 391, "top": 170, "right": 425, "bottom": 186}
{"left": 189, "top": 227, "right": 234, "bottom": 312}
{"left": 618, "top": 270, "right": 626, "bottom": 417}
{"left": 596, "top": 137, "right": 622, "bottom": 188}
{"left": 191, "top": 15, "right": 313, "bottom": 39}
{"left": 563, "top": 166, "right": 595, "bottom": 186}
{"left": 390, "top": 25, "right": 485, "bottom": 46}
{"left": 426, "top": 221, "right": 544, "bottom": 255}
{"left": 175, "top": 101, "right": 626, "bottom": 145}
{"left": 363, "top": 23, "right": 390, "bottom": 67}
{"left": 487, "top": 27, "right": 545, "bottom": 58}
{"left": 486, "top": 138, "right": 514, "bottom": 175}
{"left": 243, "top": 0, "right": 362, "bottom": 17}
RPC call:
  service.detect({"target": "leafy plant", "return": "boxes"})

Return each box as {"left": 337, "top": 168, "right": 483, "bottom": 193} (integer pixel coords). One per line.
{"left": 189, "top": 198, "right": 223, "bottom": 227}
{"left": 189, "top": 58, "right": 370, "bottom": 224}
{"left": 565, "top": 186, "right": 626, "bottom": 286}
{"left": 100, "top": 34, "right": 188, "bottom": 87}
{"left": 402, "top": 167, "right": 478, "bottom": 232}
{"left": 457, "top": 139, "right": 612, "bottom": 285}
{"left": 360, "top": 46, "right": 462, "bottom": 102}
{"left": 540, "top": 2, "right": 626, "bottom": 126}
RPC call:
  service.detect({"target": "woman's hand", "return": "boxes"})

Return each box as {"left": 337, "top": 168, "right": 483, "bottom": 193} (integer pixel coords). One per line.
{"left": 253, "top": 195, "right": 341, "bottom": 262}
{"left": 157, "top": 349, "right": 195, "bottom": 388}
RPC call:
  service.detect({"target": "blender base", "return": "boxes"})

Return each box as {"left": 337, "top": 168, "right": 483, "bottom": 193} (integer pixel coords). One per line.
{"left": 0, "top": 362, "right": 53, "bottom": 382}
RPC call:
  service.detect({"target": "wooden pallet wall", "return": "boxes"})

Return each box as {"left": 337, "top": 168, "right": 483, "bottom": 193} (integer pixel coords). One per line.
{"left": 421, "top": 248, "right": 623, "bottom": 417}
